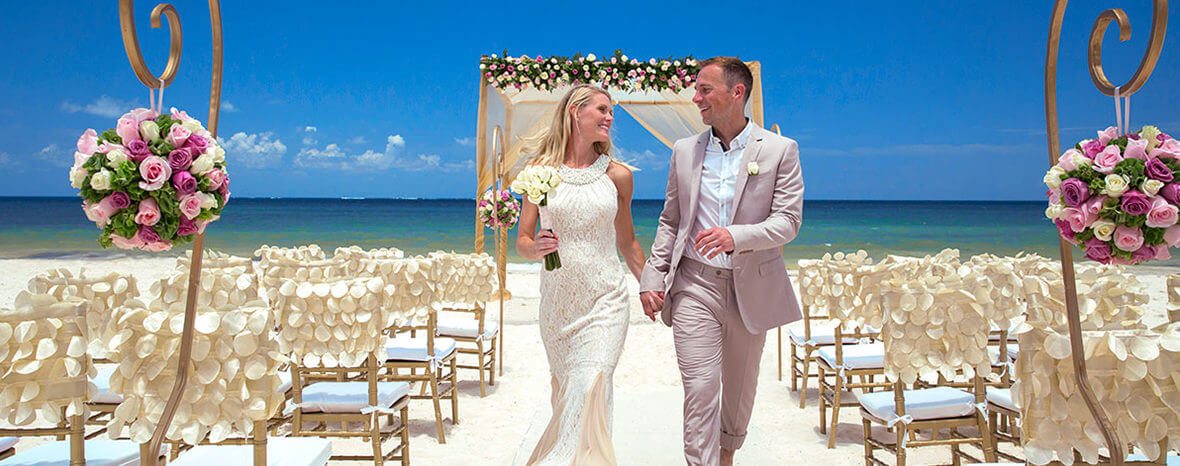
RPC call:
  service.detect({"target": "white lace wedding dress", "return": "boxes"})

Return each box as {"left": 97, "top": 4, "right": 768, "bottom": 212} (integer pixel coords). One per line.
{"left": 527, "top": 155, "right": 629, "bottom": 466}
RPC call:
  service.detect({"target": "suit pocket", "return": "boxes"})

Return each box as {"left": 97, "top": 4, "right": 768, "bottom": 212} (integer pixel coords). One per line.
{"left": 758, "top": 257, "right": 785, "bottom": 277}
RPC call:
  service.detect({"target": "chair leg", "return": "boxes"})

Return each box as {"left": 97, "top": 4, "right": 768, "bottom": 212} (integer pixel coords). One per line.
{"left": 976, "top": 410, "right": 998, "bottom": 462}
{"left": 818, "top": 365, "right": 828, "bottom": 435}
{"left": 488, "top": 336, "right": 498, "bottom": 386}
{"left": 431, "top": 375, "right": 447, "bottom": 443}
{"left": 799, "top": 348, "right": 813, "bottom": 408}
{"left": 827, "top": 373, "right": 844, "bottom": 448}
{"left": 862, "top": 418, "right": 874, "bottom": 466}
{"left": 789, "top": 342, "right": 798, "bottom": 391}
{"left": 477, "top": 340, "right": 488, "bottom": 397}
{"left": 401, "top": 405, "right": 411, "bottom": 466}
{"left": 372, "top": 412, "right": 385, "bottom": 466}
{"left": 895, "top": 426, "right": 907, "bottom": 466}
{"left": 450, "top": 357, "right": 460, "bottom": 424}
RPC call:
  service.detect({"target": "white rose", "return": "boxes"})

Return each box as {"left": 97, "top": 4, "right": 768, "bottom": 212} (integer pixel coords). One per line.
{"left": 198, "top": 192, "right": 219, "bottom": 209}
{"left": 182, "top": 120, "right": 205, "bottom": 135}
{"left": 621, "top": 54, "right": 628, "bottom": 62}
{"left": 1043, "top": 166, "right": 1066, "bottom": 189}
{"left": 139, "top": 121, "right": 161, "bottom": 143}
{"left": 190, "top": 154, "right": 215, "bottom": 175}
{"left": 69, "top": 165, "right": 88, "bottom": 189}
{"left": 1143, "top": 179, "right": 1165, "bottom": 197}
{"left": 649, "top": 58, "right": 657, "bottom": 65}
{"left": 106, "top": 149, "right": 129, "bottom": 168}
{"left": 1091, "top": 219, "right": 1117, "bottom": 241}
{"left": 1102, "top": 174, "right": 1129, "bottom": 197}
{"left": 548, "top": 171, "right": 562, "bottom": 188}
{"left": 1071, "top": 152, "right": 1092, "bottom": 170}
{"left": 89, "top": 169, "right": 112, "bottom": 191}
{"left": 1045, "top": 203, "right": 1064, "bottom": 220}
{"left": 586, "top": 53, "right": 596, "bottom": 61}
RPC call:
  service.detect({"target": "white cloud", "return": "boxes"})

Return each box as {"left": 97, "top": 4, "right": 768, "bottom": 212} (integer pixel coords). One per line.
{"left": 349, "top": 136, "right": 367, "bottom": 145}
{"left": 295, "top": 134, "right": 471, "bottom": 172}
{"left": 301, "top": 126, "right": 318, "bottom": 146}
{"left": 0, "top": 152, "right": 11, "bottom": 166}
{"left": 220, "top": 100, "right": 239, "bottom": 112}
{"left": 35, "top": 144, "right": 72, "bottom": 167}
{"left": 454, "top": 137, "right": 475, "bottom": 147}
{"left": 614, "top": 146, "right": 665, "bottom": 169}
{"left": 60, "top": 96, "right": 135, "bottom": 118}
{"left": 218, "top": 131, "right": 287, "bottom": 168}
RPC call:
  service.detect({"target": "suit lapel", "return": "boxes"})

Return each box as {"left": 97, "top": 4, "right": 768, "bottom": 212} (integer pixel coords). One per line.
{"left": 730, "top": 129, "right": 765, "bottom": 220}
{"left": 682, "top": 132, "right": 709, "bottom": 225}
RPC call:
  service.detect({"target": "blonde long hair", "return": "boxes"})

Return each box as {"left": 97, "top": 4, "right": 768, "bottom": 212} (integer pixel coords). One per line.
{"left": 526, "top": 84, "right": 615, "bottom": 168}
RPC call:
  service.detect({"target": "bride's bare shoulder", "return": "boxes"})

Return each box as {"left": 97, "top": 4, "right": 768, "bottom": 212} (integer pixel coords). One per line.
{"left": 605, "top": 161, "right": 634, "bottom": 191}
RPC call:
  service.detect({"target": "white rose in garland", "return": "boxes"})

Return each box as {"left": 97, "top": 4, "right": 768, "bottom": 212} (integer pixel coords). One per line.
{"left": 70, "top": 107, "right": 231, "bottom": 252}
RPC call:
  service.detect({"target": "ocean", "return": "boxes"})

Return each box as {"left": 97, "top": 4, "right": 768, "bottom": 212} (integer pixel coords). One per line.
{"left": 0, "top": 197, "right": 1144, "bottom": 266}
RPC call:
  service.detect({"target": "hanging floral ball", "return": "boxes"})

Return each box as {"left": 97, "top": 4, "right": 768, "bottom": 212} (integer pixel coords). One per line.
{"left": 478, "top": 188, "right": 520, "bottom": 230}
{"left": 69, "top": 107, "right": 230, "bottom": 252}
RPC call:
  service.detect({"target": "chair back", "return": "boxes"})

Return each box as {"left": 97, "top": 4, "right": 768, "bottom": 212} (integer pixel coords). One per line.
{"left": 28, "top": 269, "right": 138, "bottom": 359}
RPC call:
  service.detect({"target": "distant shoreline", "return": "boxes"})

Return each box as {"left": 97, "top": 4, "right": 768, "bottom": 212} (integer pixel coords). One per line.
{"left": 0, "top": 195, "right": 1047, "bottom": 203}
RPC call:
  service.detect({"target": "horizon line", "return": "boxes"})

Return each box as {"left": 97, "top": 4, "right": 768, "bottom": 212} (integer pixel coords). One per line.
{"left": 0, "top": 195, "right": 1047, "bottom": 203}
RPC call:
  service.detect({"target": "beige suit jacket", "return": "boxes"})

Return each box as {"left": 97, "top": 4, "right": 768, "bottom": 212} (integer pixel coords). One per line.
{"left": 639, "top": 124, "right": 804, "bottom": 333}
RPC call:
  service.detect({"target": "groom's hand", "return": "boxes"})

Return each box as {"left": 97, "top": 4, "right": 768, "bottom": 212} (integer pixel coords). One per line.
{"left": 694, "top": 227, "right": 735, "bottom": 259}
{"left": 640, "top": 291, "right": 664, "bottom": 321}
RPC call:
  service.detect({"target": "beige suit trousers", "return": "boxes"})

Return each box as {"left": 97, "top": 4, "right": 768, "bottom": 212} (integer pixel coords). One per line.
{"left": 670, "top": 258, "right": 766, "bottom": 466}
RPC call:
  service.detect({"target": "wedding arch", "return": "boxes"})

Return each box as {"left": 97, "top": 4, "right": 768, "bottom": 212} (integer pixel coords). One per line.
{"left": 472, "top": 52, "right": 767, "bottom": 252}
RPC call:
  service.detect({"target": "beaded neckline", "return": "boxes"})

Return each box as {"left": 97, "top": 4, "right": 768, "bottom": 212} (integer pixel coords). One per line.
{"left": 559, "top": 155, "right": 610, "bottom": 185}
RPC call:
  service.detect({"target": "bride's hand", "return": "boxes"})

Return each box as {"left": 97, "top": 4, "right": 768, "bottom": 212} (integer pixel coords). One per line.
{"left": 534, "top": 230, "right": 559, "bottom": 258}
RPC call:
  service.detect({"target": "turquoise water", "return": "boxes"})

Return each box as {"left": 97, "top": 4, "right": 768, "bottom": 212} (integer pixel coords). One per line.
{"left": 0, "top": 197, "right": 1151, "bottom": 266}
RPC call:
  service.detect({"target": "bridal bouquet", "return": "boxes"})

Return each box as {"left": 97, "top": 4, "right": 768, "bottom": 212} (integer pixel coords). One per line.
{"left": 478, "top": 188, "right": 520, "bottom": 230}
{"left": 69, "top": 107, "right": 230, "bottom": 252}
{"left": 511, "top": 165, "right": 563, "bottom": 270}
{"left": 1045, "top": 125, "right": 1180, "bottom": 265}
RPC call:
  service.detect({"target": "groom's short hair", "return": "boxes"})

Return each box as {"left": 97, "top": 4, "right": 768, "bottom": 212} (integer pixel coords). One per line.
{"left": 699, "top": 57, "right": 754, "bottom": 103}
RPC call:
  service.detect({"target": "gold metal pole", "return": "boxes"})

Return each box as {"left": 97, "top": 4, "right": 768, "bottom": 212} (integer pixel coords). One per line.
{"left": 1044, "top": 2, "right": 1166, "bottom": 464}
{"left": 119, "top": 2, "right": 223, "bottom": 464}
{"left": 475, "top": 75, "right": 490, "bottom": 252}
{"left": 491, "top": 125, "right": 509, "bottom": 375}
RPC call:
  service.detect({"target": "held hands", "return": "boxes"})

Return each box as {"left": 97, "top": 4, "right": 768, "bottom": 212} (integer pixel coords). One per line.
{"left": 694, "top": 227, "right": 735, "bottom": 259}
{"left": 534, "top": 229, "right": 559, "bottom": 258}
{"left": 640, "top": 291, "right": 664, "bottom": 321}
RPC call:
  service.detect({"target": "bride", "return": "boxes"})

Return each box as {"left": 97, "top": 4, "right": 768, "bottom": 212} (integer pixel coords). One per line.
{"left": 515, "top": 84, "right": 647, "bottom": 465}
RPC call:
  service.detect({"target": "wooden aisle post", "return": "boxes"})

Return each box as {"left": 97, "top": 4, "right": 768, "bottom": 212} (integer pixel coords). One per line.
{"left": 118, "top": 1, "right": 224, "bottom": 464}
{"left": 491, "top": 125, "right": 508, "bottom": 376}
{"left": 1043, "top": 2, "right": 1167, "bottom": 465}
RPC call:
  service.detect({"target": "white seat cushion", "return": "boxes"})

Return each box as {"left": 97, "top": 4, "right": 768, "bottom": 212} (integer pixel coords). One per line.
{"left": 0, "top": 437, "right": 16, "bottom": 452}
{"left": 985, "top": 387, "right": 1016, "bottom": 411}
{"left": 298, "top": 381, "right": 410, "bottom": 414}
{"left": 860, "top": 386, "right": 978, "bottom": 423}
{"left": 987, "top": 344, "right": 1019, "bottom": 364}
{"left": 786, "top": 321, "right": 857, "bottom": 346}
{"left": 385, "top": 335, "right": 457, "bottom": 362}
{"left": 277, "top": 370, "right": 292, "bottom": 394}
{"left": 817, "top": 342, "right": 885, "bottom": 370}
{"left": 91, "top": 364, "right": 124, "bottom": 404}
{"left": 436, "top": 317, "right": 499, "bottom": 340}
{"left": 170, "top": 437, "right": 332, "bottom": 466}
{"left": 1, "top": 439, "right": 141, "bottom": 466}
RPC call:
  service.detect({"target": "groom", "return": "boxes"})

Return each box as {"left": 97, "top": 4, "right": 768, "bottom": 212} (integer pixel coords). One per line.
{"left": 640, "top": 57, "right": 804, "bottom": 466}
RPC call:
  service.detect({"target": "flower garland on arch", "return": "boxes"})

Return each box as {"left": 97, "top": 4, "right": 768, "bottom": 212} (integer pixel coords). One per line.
{"left": 480, "top": 50, "right": 700, "bottom": 93}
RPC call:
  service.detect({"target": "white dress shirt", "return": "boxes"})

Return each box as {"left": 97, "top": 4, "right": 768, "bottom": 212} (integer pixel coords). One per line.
{"left": 684, "top": 120, "right": 755, "bottom": 269}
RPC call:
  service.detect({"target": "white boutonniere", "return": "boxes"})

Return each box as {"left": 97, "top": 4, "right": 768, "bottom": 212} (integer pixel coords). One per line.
{"left": 747, "top": 162, "right": 759, "bottom": 176}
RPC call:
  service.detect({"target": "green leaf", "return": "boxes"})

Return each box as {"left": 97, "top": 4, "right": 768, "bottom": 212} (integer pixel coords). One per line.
{"left": 98, "top": 129, "right": 121, "bottom": 145}
{"left": 1144, "top": 227, "right": 1165, "bottom": 245}
{"left": 1076, "top": 229, "right": 1095, "bottom": 242}
{"left": 99, "top": 229, "right": 113, "bottom": 248}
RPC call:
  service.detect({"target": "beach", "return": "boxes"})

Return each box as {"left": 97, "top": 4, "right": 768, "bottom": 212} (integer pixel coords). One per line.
{"left": 0, "top": 256, "right": 1171, "bottom": 465}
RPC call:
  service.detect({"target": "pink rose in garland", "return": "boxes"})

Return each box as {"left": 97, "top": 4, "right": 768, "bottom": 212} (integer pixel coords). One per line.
{"left": 70, "top": 107, "right": 230, "bottom": 252}
{"left": 1045, "top": 125, "right": 1180, "bottom": 265}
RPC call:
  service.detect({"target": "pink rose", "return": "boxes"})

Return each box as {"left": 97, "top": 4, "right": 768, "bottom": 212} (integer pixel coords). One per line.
{"left": 178, "top": 217, "right": 200, "bottom": 236}
{"left": 1124, "top": 139, "right": 1149, "bottom": 160}
{"left": 110, "top": 233, "right": 146, "bottom": 250}
{"left": 1149, "top": 148, "right": 1177, "bottom": 160}
{"left": 179, "top": 193, "right": 203, "bottom": 220}
{"left": 1055, "top": 219, "right": 1078, "bottom": 244}
{"left": 1098, "top": 126, "right": 1119, "bottom": 145}
{"left": 185, "top": 134, "right": 209, "bottom": 152}
{"left": 116, "top": 116, "right": 140, "bottom": 144}
{"left": 96, "top": 142, "right": 123, "bottom": 154}
{"left": 1162, "top": 183, "right": 1180, "bottom": 205}
{"left": 1167, "top": 225, "right": 1180, "bottom": 247}
{"left": 167, "top": 125, "right": 192, "bottom": 148}
{"left": 1146, "top": 198, "right": 1179, "bottom": 228}
{"left": 1084, "top": 238, "right": 1112, "bottom": 263}
{"left": 129, "top": 108, "right": 158, "bottom": 124}
{"left": 76, "top": 129, "right": 98, "bottom": 155}
{"left": 1093, "top": 146, "right": 1123, "bottom": 174}
{"left": 1082, "top": 139, "right": 1105, "bottom": 158}
{"left": 141, "top": 240, "right": 173, "bottom": 252}
{"left": 1161, "top": 139, "right": 1180, "bottom": 154}
{"left": 125, "top": 140, "right": 151, "bottom": 162}
{"left": 170, "top": 107, "right": 196, "bottom": 124}
{"left": 138, "top": 156, "right": 172, "bottom": 191}
{"left": 1114, "top": 225, "right": 1145, "bottom": 252}
{"left": 171, "top": 170, "right": 197, "bottom": 195}
{"left": 1155, "top": 245, "right": 1173, "bottom": 261}
{"left": 87, "top": 195, "right": 123, "bottom": 227}
{"left": 1132, "top": 245, "right": 1157, "bottom": 264}
{"left": 135, "top": 198, "right": 161, "bottom": 226}
{"left": 1058, "top": 149, "right": 1082, "bottom": 171}
{"left": 1082, "top": 195, "right": 1106, "bottom": 224}
{"left": 1061, "top": 207, "right": 1090, "bottom": 233}
{"left": 206, "top": 169, "right": 226, "bottom": 191}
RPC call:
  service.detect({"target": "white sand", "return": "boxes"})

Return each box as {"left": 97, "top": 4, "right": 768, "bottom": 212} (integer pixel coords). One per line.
{"left": 0, "top": 257, "right": 1171, "bottom": 465}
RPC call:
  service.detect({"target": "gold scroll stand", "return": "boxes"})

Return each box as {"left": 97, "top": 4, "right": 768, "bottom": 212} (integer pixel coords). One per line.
{"left": 491, "top": 125, "right": 510, "bottom": 376}
{"left": 118, "top": 1, "right": 224, "bottom": 465}
{"left": 1045, "top": 1, "right": 1167, "bottom": 465}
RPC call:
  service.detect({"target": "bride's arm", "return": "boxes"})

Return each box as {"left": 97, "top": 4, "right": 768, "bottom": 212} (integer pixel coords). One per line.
{"left": 515, "top": 199, "right": 558, "bottom": 261}
{"left": 608, "top": 162, "right": 645, "bottom": 282}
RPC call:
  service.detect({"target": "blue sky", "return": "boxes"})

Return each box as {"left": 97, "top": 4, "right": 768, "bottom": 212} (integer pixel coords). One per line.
{"left": 1, "top": 1, "right": 1177, "bottom": 200}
